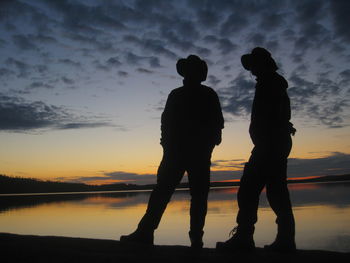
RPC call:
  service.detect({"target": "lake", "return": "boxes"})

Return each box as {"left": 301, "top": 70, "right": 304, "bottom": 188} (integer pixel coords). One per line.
{"left": 0, "top": 182, "right": 349, "bottom": 252}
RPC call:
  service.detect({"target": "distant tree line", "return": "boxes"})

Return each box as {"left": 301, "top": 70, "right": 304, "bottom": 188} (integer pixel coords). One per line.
{"left": 1, "top": 174, "right": 349, "bottom": 194}
{"left": 0, "top": 174, "right": 144, "bottom": 194}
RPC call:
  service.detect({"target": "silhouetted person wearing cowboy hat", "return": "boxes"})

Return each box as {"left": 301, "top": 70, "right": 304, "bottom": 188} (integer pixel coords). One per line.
{"left": 120, "top": 55, "right": 224, "bottom": 249}
{"left": 216, "top": 47, "right": 297, "bottom": 253}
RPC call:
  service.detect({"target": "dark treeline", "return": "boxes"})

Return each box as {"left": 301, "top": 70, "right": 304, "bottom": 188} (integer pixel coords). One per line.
{"left": 0, "top": 174, "right": 145, "bottom": 194}
{"left": 1, "top": 174, "right": 350, "bottom": 195}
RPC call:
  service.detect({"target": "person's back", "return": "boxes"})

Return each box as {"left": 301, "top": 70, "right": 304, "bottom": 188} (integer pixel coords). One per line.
{"left": 161, "top": 83, "right": 223, "bottom": 148}
{"left": 249, "top": 71, "right": 294, "bottom": 146}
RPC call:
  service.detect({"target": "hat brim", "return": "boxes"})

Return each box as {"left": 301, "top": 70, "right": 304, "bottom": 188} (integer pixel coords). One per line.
{"left": 241, "top": 54, "right": 252, "bottom": 70}
{"left": 176, "top": 56, "right": 208, "bottom": 81}
{"left": 176, "top": 58, "right": 187, "bottom": 77}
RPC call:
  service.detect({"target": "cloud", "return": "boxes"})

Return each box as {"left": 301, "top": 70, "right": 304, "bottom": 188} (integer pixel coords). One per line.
{"left": 288, "top": 72, "right": 349, "bottom": 128}
{"left": 124, "top": 52, "right": 161, "bottom": 68}
{"left": 0, "top": 93, "right": 115, "bottom": 132}
{"left": 247, "top": 33, "right": 266, "bottom": 46}
{"left": 106, "top": 57, "right": 122, "bottom": 67}
{"left": 118, "top": 71, "right": 128, "bottom": 77}
{"left": 58, "top": 59, "right": 82, "bottom": 68}
{"left": 196, "top": 8, "right": 220, "bottom": 28}
{"left": 339, "top": 69, "right": 350, "bottom": 85}
{"left": 259, "top": 13, "right": 285, "bottom": 30}
{"left": 220, "top": 13, "right": 248, "bottom": 36}
{"left": 44, "top": 0, "right": 126, "bottom": 32}
{"left": 5, "top": 58, "right": 30, "bottom": 78}
{"left": 218, "top": 73, "right": 255, "bottom": 117}
{"left": 55, "top": 152, "right": 350, "bottom": 185}
{"left": 124, "top": 35, "right": 177, "bottom": 60}
{"left": 211, "top": 152, "right": 350, "bottom": 182}
{"left": 288, "top": 152, "right": 350, "bottom": 177}
{"left": 202, "top": 35, "right": 238, "bottom": 56}
{"left": 137, "top": 68, "right": 154, "bottom": 74}
{"left": 28, "top": 81, "right": 54, "bottom": 90}
{"left": 207, "top": 75, "right": 221, "bottom": 86}
{"left": 94, "top": 57, "right": 123, "bottom": 71}
{"left": 211, "top": 159, "right": 245, "bottom": 169}
{"left": 0, "top": 0, "right": 349, "bottom": 131}
{"left": 330, "top": 0, "right": 350, "bottom": 43}
{"left": 218, "top": 66, "right": 349, "bottom": 128}
{"left": 0, "top": 38, "right": 7, "bottom": 47}
{"left": 0, "top": 68, "right": 15, "bottom": 79}
{"left": 66, "top": 171, "right": 157, "bottom": 185}
{"left": 12, "top": 34, "right": 38, "bottom": 51}
{"left": 61, "top": 77, "right": 75, "bottom": 85}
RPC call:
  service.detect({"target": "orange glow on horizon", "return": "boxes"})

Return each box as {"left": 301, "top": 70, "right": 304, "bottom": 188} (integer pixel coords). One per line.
{"left": 84, "top": 179, "right": 135, "bottom": 186}
{"left": 214, "top": 175, "right": 322, "bottom": 184}
{"left": 287, "top": 176, "right": 322, "bottom": 180}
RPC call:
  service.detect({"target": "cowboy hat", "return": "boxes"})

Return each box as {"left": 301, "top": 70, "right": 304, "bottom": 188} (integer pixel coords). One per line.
{"left": 241, "top": 47, "right": 278, "bottom": 71}
{"left": 176, "top": 55, "right": 208, "bottom": 82}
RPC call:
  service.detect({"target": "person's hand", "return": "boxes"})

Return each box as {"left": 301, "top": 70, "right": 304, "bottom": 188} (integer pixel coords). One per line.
{"left": 215, "top": 131, "right": 222, "bottom": 145}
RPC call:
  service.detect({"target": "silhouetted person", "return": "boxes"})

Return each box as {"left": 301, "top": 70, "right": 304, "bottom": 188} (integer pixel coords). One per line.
{"left": 216, "top": 47, "right": 297, "bottom": 253}
{"left": 120, "top": 55, "right": 224, "bottom": 249}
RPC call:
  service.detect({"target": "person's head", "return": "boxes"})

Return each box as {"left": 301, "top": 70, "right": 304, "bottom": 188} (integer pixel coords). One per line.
{"left": 176, "top": 55, "right": 208, "bottom": 84}
{"left": 241, "top": 47, "right": 278, "bottom": 76}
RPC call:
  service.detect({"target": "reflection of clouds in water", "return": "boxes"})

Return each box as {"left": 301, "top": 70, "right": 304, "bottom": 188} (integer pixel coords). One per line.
{"left": 1, "top": 183, "right": 350, "bottom": 252}
{"left": 288, "top": 182, "right": 350, "bottom": 208}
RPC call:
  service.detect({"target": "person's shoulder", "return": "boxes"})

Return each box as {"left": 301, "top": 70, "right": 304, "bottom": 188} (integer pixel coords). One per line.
{"left": 273, "top": 72, "right": 288, "bottom": 89}
{"left": 168, "top": 86, "right": 185, "bottom": 96}
{"left": 200, "top": 85, "right": 218, "bottom": 95}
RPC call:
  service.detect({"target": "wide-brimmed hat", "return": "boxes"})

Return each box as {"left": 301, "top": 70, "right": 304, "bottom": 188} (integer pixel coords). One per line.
{"left": 176, "top": 55, "right": 208, "bottom": 82}
{"left": 241, "top": 47, "right": 278, "bottom": 71}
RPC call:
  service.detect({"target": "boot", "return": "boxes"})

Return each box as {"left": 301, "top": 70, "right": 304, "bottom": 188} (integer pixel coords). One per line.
{"left": 216, "top": 226, "right": 255, "bottom": 252}
{"left": 264, "top": 238, "right": 296, "bottom": 253}
{"left": 264, "top": 233, "right": 296, "bottom": 253}
{"left": 189, "top": 230, "right": 204, "bottom": 250}
{"left": 120, "top": 228, "right": 154, "bottom": 245}
{"left": 264, "top": 223, "right": 296, "bottom": 253}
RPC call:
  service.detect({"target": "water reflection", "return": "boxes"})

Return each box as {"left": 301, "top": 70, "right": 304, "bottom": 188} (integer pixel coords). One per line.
{"left": 0, "top": 182, "right": 349, "bottom": 252}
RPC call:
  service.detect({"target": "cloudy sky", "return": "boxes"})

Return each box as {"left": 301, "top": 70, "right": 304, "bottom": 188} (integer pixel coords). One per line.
{"left": 1, "top": 0, "right": 350, "bottom": 185}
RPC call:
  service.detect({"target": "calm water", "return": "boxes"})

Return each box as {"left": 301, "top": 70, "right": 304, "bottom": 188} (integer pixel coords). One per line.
{"left": 0, "top": 182, "right": 349, "bottom": 252}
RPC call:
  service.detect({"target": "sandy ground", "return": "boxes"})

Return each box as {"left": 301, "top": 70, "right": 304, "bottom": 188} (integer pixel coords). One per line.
{"left": 1, "top": 232, "right": 349, "bottom": 263}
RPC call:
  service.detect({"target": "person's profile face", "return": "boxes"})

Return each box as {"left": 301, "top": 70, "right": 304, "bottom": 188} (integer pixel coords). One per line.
{"left": 250, "top": 62, "right": 268, "bottom": 77}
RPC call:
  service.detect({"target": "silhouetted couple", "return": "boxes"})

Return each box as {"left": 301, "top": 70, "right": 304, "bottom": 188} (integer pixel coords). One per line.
{"left": 120, "top": 48, "right": 297, "bottom": 253}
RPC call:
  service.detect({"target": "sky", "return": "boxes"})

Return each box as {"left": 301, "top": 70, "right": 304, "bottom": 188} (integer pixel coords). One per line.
{"left": 1, "top": 0, "right": 350, "bottom": 185}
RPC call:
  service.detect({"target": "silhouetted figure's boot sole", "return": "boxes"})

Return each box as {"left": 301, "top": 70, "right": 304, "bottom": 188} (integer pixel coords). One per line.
{"left": 216, "top": 241, "right": 255, "bottom": 253}
{"left": 120, "top": 230, "right": 154, "bottom": 247}
{"left": 264, "top": 241, "right": 296, "bottom": 253}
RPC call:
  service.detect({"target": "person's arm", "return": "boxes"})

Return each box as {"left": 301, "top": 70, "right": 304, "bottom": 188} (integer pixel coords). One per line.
{"left": 210, "top": 90, "right": 224, "bottom": 146}
{"left": 160, "top": 91, "right": 175, "bottom": 147}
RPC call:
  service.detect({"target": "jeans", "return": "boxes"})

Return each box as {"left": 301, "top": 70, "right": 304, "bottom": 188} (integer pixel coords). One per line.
{"left": 138, "top": 144, "right": 214, "bottom": 235}
{"left": 236, "top": 135, "right": 295, "bottom": 237}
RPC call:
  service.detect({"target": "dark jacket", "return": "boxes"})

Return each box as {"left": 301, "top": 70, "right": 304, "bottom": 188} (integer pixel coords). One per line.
{"left": 161, "top": 83, "right": 224, "bottom": 148}
{"left": 249, "top": 72, "right": 295, "bottom": 146}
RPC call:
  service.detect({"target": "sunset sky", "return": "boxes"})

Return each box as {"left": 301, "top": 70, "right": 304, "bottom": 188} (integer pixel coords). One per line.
{"left": 1, "top": 0, "right": 350, "bottom": 185}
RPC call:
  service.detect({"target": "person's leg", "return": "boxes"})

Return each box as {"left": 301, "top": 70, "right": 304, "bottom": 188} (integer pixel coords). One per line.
{"left": 138, "top": 153, "right": 185, "bottom": 231}
{"left": 265, "top": 166, "right": 295, "bottom": 247}
{"left": 236, "top": 160, "right": 265, "bottom": 231}
{"left": 120, "top": 149, "right": 184, "bottom": 244}
{"left": 187, "top": 148, "right": 212, "bottom": 248}
{"left": 265, "top": 135, "right": 296, "bottom": 252}
{"left": 217, "top": 148, "right": 265, "bottom": 251}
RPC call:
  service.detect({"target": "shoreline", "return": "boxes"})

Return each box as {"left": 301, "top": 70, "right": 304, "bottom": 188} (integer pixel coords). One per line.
{"left": 1, "top": 233, "right": 349, "bottom": 263}
{"left": 1, "top": 179, "right": 350, "bottom": 197}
